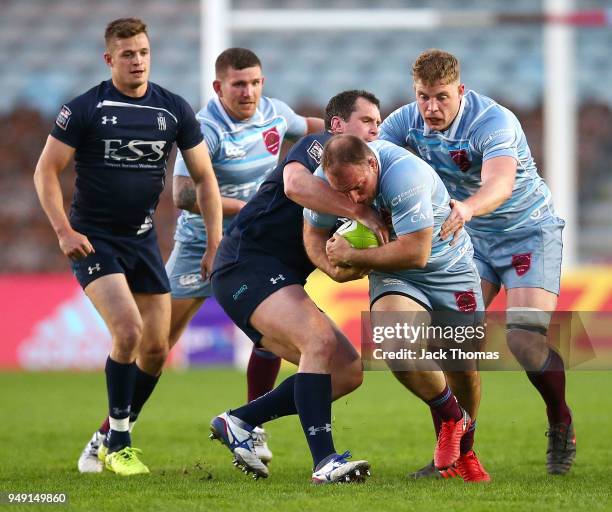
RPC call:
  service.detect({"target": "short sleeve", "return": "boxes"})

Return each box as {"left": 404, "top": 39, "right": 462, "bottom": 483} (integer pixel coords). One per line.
{"left": 285, "top": 135, "right": 325, "bottom": 171}
{"left": 302, "top": 166, "right": 338, "bottom": 229}
{"left": 50, "top": 99, "right": 88, "bottom": 148}
{"left": 270, "top": 98, "right": 307, "bottom": 139}
{"left": 471, "top": 108, "right": 519, "bottom": 162}
{"left": 379, "top": 107, "right": 409, "bottom": 147}
{"left": 175, "top": 97, "right": 205, "bottom": 151}
{"left": 382, "top": 160, "right": 435, "bottom": 236}
{"left": 174, "top": 117, "right": 220, "bottom": 178}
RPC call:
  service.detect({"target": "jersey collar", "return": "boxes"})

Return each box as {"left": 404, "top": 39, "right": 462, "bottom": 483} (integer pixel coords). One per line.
{"left": 212, "top": 96, "right": 263, "bottom": 132}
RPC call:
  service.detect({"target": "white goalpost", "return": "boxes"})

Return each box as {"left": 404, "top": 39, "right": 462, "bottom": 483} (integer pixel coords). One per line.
{"left": 200, "top": 0, "right": 578, "bottom": 268}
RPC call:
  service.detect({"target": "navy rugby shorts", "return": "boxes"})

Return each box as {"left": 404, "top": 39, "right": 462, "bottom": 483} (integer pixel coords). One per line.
{"left": 70, "top": 228, "right": 170, "bottom": 294}
{"left": 211, "top": 250, "right": 306, "bottom": 346}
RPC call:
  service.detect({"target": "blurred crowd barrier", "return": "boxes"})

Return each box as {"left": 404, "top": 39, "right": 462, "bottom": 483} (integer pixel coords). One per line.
{"left": 2, "top": 103, "right": 612, "bottom": 273}
{"left": 1, "top": 268, "right": 611, "bottom": 370}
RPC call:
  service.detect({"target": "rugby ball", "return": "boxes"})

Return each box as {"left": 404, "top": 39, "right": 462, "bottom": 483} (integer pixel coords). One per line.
{"left": 335, "top": 220, "right": 380, "bottom": 249}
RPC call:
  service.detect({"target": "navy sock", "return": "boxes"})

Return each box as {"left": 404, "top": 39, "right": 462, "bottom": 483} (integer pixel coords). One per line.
{"left": 294, "top": 373, "right": 335, "bottom": 469}
{"left": 129, "top": 365, "right": 160, "bottom": 423}
{"left": 105, "top": 356, "right": 136, "bottom": 452}
{"left": 231, "top": 374, "right": 298, "bottom": 427}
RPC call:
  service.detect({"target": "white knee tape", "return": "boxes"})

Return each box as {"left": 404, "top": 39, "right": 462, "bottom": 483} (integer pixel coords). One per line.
{"left": 506, "top": 307, "right": 552, "bottom": 330}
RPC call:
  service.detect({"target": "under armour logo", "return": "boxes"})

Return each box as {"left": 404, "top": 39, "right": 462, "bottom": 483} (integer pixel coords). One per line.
{"left": 102, "top": 116, "right": 117, "bottom": 125}
{"left": 88, "top": 263, "right": 101, "bottom": 275}
{"left": 270, "top": 274, "right": 285, "bottom": 285}
{"left": 308, "top": 424, "right": 332, "bottom": 436}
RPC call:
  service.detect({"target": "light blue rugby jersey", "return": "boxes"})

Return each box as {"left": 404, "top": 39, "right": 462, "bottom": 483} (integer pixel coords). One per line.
{"left": 173, "top": 95, "right": 307, "bottom": 243}
{"left": 380, "top": 90, "right": 556, "bottom": 232}
{"left": 304, "top": 140, "right": 473, "bottom": 274}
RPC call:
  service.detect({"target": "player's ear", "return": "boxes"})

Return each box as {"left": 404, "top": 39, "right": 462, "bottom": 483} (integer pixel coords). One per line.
{"left": 458, "top": 83, "right": 465, "bottom": 97}
{"left": 103, "top": 51, "right": 112, "bottom": 67}
{"left": 330, "top": 116, "right": 343, "bottom": 133}
{"left": 212, "top": 80, "right": 222, "bottom": 96}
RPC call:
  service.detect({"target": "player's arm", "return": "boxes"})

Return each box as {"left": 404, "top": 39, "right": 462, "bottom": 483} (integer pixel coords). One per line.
{"left": 439, "top": 156, "right": 515, "bottom": 240}
{"left": 180, "top": 141, "right": 223, "bottom": 277}
{"left": 305, "top": 117, "right": 324, "bottom": 134}
{"left": 173, "top": 175, "right": 245, "bottom": 216}
{"left": 284, "top": 162, "right": 389, "bottom": 244}
{"left": 33, "top": 135, "right": 94, "bottom": 260}
{"left": 326, "top": 228, "right": 432, "bottom": 271}
{"left": 303, "top": 222, "right": 369, "bottom": 283}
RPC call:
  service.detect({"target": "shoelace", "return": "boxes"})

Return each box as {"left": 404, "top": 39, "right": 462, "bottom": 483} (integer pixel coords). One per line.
{"left": 333, "top": 451, "right": 352, "bottom": 464}
{"left": 115, "top": 447, "right": 143, "bottom": 465}
{"left": 545, "top": 426, "right": 568, "bottom": 449}
{"left": 251, "top": 430, "right": 269, "bottom": 444}
{"left": 437, "top": 420, "right": 459, "bottom": 450}
{"left": 459, "top": 453, "right": 485, "bottom": 477}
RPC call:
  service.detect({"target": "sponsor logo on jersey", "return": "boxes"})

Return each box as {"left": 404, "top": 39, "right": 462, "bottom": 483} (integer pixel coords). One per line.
{"left": 222, "top": 144, "right": 247, "bottom": 160}
{"left": 101, "top": 116, "right": 118, "bottom": 125}
{"left": 55, "top": 105, "right": 71, "bottom": 130}
{"left": 87, "top": 263, "right": 101, "bottom": 275}
{"left": 103, "top": 139, "right": 167, "bottom": 163}
{"left": 512, "top": 253, "right": 532, "bottom": 276}
{"left": 263, "top": 126, "right": 280, "bottom": 155}
{"left": 390, "top": 186, "right": 425, "bottom": 207}
{"left": 454, "top": 290, "right": 477, "bottom": 312}
{"left": 219, "top": 180, "right": 261, "bottom": 198}
{"left": 449, "top": 149, "right": 471, "bottom": 172}
{"left": 307, "top": 140, "right": 324, "bottom": 163}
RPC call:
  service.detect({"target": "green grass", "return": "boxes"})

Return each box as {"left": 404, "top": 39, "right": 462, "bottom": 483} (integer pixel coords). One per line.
{"left": 0, "top": 370, "right": 611, "bottom": 511}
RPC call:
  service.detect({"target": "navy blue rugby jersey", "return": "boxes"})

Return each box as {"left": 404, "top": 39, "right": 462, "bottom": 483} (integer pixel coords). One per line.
{"left": 50, "top": 80, "right": 203, "bottom": 235}
{"left": 216, "top": 131, "right": 332, "bottom": 278}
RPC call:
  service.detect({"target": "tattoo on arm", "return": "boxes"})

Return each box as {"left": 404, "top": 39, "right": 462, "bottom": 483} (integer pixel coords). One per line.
{"left": 178, "top": 183, "right": 197, "bottom": 210}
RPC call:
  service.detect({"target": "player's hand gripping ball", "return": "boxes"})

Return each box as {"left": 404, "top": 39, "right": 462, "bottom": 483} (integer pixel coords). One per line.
{"left": 335, "top": 219, "right": 380, "bottom": 249}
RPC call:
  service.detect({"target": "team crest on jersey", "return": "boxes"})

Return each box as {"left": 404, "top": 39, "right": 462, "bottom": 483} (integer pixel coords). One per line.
{"left": 55, "top": 105, "right": 71, "bottom": 131}
{"left": 512, "top": 253, "right": 532, "bottom": 276}
{"left": 157, "top": 112, "right": 167, "bottom": 131}
{"left": 449, "top": 149, "right": 471, "bottom": 172}
{"left": 307, "top": 140, "right": 324, "bottom": 163}
{"left": 263, "top": 127, "right": 280, "bottom": 155}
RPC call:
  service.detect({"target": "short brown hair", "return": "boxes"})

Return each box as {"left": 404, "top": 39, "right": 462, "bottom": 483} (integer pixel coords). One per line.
{"left": 215, "top": 48, "right": 261, "bottom": 76}
{"left": 324, "top": 90, "right": 380, "bottom": 131}
{"left": 322, "top": 134, "right": 372, "bottom": 174}
{"left": 412, "top": 49, "right": 460, "bottom": 86}
{"left": 105, "top": 18, "right": 148, "bottom": 47}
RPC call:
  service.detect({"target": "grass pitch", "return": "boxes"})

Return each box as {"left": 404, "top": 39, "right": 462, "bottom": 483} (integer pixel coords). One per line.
{"left": 0, "top": 369, "right": 610, "bottom": 511}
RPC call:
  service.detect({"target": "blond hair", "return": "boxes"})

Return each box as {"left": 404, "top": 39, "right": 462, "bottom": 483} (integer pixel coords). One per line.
{"left": 412, "top": 49, "right": 460, "bottom": 85}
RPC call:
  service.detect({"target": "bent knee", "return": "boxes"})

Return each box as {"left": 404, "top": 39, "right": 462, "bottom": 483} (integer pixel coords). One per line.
{"left": 113, "top": 321, "right": 143, "bottom": 350}
{"left": 301, "top": 330, "right": 338, "bottom": 363}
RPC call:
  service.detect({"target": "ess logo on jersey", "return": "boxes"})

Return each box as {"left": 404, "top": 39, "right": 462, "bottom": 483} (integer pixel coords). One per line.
{"left": 103, "top": 139, "right": 167, "bottom": 162}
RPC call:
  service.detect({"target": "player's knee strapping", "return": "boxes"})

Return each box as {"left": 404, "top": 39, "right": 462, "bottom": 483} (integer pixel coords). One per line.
{"left": 506, "top": 307, "right": 551, "bottom": 337}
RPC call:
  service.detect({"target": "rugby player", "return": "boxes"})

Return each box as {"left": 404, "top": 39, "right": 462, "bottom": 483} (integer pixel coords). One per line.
{"left": 304, "top": 135, "right": 490, "bottom": 482}
{"left": 380, "top": 49, "right": 574, "bottom": 475}
{"left": 209, "top": 90, "right": 385, "bottom": 483}
{"left": 33, "top": 18, "right": 223, "bottom": 476}
{"left": 77, "top": 48, "right": 323, "bottom": 471}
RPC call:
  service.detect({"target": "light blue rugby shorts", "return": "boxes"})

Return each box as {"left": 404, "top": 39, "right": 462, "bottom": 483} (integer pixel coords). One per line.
{"left": 466, "top": 217, "right": 564, "bottom": 295}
